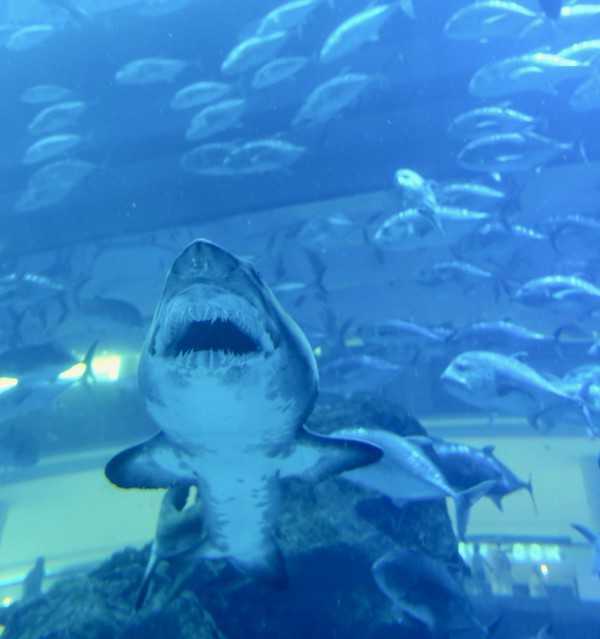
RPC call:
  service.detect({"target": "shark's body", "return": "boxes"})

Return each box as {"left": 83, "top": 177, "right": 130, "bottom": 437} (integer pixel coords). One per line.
{"left": 105, "top": 239, "right": 377, "bottom": 584}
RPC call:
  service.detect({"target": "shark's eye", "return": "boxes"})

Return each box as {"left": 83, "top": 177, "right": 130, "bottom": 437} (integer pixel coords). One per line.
{"left": 170, "top": 318, "right": 260, "bottom": 356}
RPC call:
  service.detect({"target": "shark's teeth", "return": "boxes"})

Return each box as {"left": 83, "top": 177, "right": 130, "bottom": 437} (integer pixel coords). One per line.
{"left": 173, "top": 345, "right": 260, "bottom": 371}
{"left": 157, "top": 292, "right": 275, "bottom": 360}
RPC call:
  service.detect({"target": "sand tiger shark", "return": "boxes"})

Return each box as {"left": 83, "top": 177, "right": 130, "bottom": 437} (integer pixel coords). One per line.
{"left": 105, "top": 239, "right": 379, "bottom": 585}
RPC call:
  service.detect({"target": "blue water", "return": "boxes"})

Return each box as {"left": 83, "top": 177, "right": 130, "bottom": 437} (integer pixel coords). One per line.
{"left": 1, "top": 0, "right": 600, "bottom": 637}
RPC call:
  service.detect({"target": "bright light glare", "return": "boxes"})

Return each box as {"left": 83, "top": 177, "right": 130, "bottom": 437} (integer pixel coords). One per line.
{"left": 1, "top": 596, "right": 12, "bottom": 607}
{"left": 0, "top": 377, "right": 18, "bottom": 394}
{"left": 58, "top": 354, "right": 122, "bottom": 383}
{"left": 92, "top": 355, "right": 121, "bottom": 382}
{"left": 58, "top": 362, "right": 86, "bottom": 381}
{"left": 540, "top": 563, "right": 549, "bottom": 576}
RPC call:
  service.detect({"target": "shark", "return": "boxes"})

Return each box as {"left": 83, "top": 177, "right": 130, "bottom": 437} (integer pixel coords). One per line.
{"left": 105, "top": 239, "right": 379, "bottom": 585}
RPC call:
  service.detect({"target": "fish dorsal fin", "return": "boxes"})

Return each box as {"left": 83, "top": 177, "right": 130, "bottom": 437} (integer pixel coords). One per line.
{"left": 104, "top": 432, "right": 195, "bottom": 489}
{"left": 489, "top": 493, "right": 504, "bottom": 511}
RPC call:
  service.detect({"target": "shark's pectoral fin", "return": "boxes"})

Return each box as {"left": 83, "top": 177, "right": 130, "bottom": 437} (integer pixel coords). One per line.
{"left": 281, "top": 426, "right": 382, "bottom": 483}
{"left": 105, "top": 432, "right": 194, "bottom": 489}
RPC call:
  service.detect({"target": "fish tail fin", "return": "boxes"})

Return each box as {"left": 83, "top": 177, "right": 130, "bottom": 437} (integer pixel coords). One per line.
{"left": 492, "top": 274, "right": 513, "bottom": 302}
{"left": 486, "top": 616, "right": 503, "bottom": 637}
{"left": 81, "top": 340, "right": 99, "bottom": 385}
{"left": 417, "top": 207, "right": 444, "bottom": 235}
{"left": 576, "top": 381, "right": 599, "bottom": 437}
{"left": 72, "top": 274, "right": 93, "bottom": 310}
{"left": 454, "top": 495, "right": 473, "bottom": 542}
{"left": 397, "top": 0, "right": 415, "bottom": 18}
{"left": 572, "top": 522, "right": 598, "bottom": 545}
{"left": 135, "top": 541, "right": 159, "bottom": 610}
{"left": 577, "top": 138, "right": 589, "bottom": 165}
{"left": 362, "top": 225, "right": 386, "bottom": 265}
{"left": 552, "top": 325, "right": 570, "bottom": 360}
{"left": 304, "top": 248, "right": 328, "bottom": 302}
{"left": 537, "top": 624, "right": 554, "bottom": 639}
{"left": 453, "top": 480, "right": 496, "bottom": 540}
{"left": 526, "top": 474, "right": 538, "bottom": 514}
{"left": 549, "top": 224, "right": 566, "bottom": 255}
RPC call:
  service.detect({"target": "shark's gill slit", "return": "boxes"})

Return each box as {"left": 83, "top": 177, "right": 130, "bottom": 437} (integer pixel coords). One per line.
{"left": 172, "top": 318, "right": 259, "bottom": 356}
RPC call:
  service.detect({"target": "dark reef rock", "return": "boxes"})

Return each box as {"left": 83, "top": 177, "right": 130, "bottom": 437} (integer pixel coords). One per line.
{"left": 3, "top": 395, "right": 463, "bottom": 639}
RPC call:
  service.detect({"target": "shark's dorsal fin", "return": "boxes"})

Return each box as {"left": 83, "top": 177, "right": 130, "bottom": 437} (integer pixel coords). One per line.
{"left": 105, "top": 433, "right": 195, "bottom": 489}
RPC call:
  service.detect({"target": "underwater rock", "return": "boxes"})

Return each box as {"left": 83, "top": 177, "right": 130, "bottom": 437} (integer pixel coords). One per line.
{"left": 1, "top": 548, "right": 226, "bottom": 639}
{"left": 201, "top": 395, "right": 466, "bottom": 639}
{"left": 2, "top": 396, "right": 463, "bottom": 639}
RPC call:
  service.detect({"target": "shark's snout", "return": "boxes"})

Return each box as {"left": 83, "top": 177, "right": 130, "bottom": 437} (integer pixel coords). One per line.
{"left": 171, "top": 239, "right": 241, "bottom": 283}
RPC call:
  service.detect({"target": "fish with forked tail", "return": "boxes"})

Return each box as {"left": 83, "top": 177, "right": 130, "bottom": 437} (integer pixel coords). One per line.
{"left": 372, "top": 548, "right": 497, "bottom": 638}
{"left": 136, "top": 485, "right": 205, "bottom": 609}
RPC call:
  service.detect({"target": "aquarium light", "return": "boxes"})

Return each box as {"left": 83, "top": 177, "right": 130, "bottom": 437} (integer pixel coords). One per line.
{"left": 459, "top": 541, "right": 562, "bottom": 564}
{"left": 92, "top": 354, "right": 121, "bottom": 382}
{"left": 540, "top": 563, "right": 549, "bottom": 576}
{"left": 0, "top": 377, "right": 18, "bottom": 394}
{"left": 0, "top": 596, "right": 12, "bottom": 607}
{"left": 58, "top": 362, "right": 86, "bottom": 382}
{"left": 57, "top": 354, "right": 122, "bottom": 383}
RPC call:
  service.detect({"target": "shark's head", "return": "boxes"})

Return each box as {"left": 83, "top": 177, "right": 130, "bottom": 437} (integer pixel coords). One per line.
{"left": 139, "top": 239, "right": 318, "bottom": 443}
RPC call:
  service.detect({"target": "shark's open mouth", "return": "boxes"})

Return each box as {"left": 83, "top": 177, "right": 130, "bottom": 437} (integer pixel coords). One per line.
{"left": 153, "top": 292, "right": 275, "bottom": 364}
{"left": 169, "top": 318, "right": 261, "bottom": 357}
